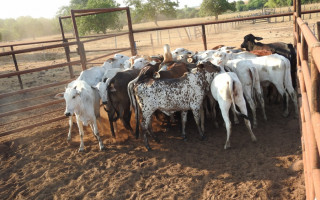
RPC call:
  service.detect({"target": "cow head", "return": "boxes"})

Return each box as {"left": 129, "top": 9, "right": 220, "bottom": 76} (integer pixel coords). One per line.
{"left": 241, "top": 34, "right": 263, "bottom": 51}
{"left": 62, "top": 86, "right": 81, "bottom": 117}
{"left": 94, "top": 81, "right": 108, "bottom": 105}
{"left": 131, "top": 57, "right": 150, "bottom": 70}
{"left": 196, "top": 60, "right": 221, "bottom": 90}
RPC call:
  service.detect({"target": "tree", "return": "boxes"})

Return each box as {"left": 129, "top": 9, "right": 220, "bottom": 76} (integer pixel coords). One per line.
{"left": 124, "top": 0, "right": 178, "bottom": 26}
{"left": 199, "top": 0, "right": 235, "bottom": 20}
{"left": 56, "top": 0, "right": 122, "bottom": 35}
{"left": 236, "top": 1, "right": 247, "bottom": 11}
{"left": 247, "top": 0, "right": 267, "bottom": 10}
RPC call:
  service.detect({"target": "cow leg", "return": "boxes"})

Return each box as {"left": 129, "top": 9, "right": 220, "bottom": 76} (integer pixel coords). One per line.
{"left": 122, "top": 107, "right": 134, "bottom": 135}
{"left": 92, "top": 119, "right": 106, "bottom": 151}
{"left": 289, "top": 91, "right": 299, "bottom": 118}
{"left": 243, "top": 87, "right": 257, "bottom": 128}
{"left": 107, "top": 111, "right": 116, "bottom": 138}
{"left": 231, "top": 106, "right": 240, "bottom": 125}
{"left": 235, "top": 95, "right": 257, "bottom": 142}
{"left": 67, "top": 116, "right": 73, "bottom": 141}
{"left": 191, "top": 108, "right": 205, "bottom": 140}
{"left": 256, "top": 91, "right": 267, "bottom": 121}
{"left": 76, "top": 116, "right": 85, "bottom": 152}
{"left": 200, "top": 105, "right": 205, "bottom": 133}
{"left": 274, "top": 83, "right": 289, "bottom": 117}
{"left": 141, "top": 112, "right": 159, "bottom": 151}
{"left": 209, "top": 95, "right": 219, "bottom": 128}
{"left": 218, "top": 102, "right": 232, "bottom": 149}
{"left": 181, "top": 111, "right": 188, "bottom": 141}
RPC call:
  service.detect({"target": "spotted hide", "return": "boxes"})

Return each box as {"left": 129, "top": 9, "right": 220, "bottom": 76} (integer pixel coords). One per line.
{"left": 132, "top": 61, "right": 220, "bottom": 151}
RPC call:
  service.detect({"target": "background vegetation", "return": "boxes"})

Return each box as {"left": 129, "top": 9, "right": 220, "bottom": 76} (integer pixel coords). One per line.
{"left": 1, "top": 0, "right": 319, "bottom": 42}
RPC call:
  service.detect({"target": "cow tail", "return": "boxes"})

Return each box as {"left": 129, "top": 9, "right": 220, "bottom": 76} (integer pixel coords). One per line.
{"left": 248, "top": 67, "right": 256, "bottom": 103}
{"left": 282, "top": 57, "right": 293, "bottom": 91}
{"left": 127, "top": 77, "right": 140, "bottom": 139}
{"left": 107, "top": 79, "right": 119, "bottom": 121}
{"left": 229, "top": 80, "right": 250, "bottom": 120}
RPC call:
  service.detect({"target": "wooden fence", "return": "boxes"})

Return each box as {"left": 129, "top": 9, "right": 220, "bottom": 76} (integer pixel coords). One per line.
{"left": 293, "top": 0, "right": 320, "bottom": 199}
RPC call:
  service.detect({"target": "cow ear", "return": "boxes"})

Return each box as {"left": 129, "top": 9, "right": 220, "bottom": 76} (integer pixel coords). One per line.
{"left": 196, "top": 63, "right": 204, "bottom": 69}
{"left": 154, "top": 72, "right": 160, "bottom": 78}
{"left": 54, "top": 92, "right": 64, "bottom": 99}
{"left": 255, "top": 37, "right": 263, "bottom": 41}
{"left": 109, "top": 83, "right": 117, "bottom": 92}
{"left": 187, "top": 57, "right": 194, "bottom": 63}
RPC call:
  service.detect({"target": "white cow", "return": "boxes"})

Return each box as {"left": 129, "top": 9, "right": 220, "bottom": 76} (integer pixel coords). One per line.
{"left": 210, "top": 70, "right": 257, "bottom": 149}
{"left": 212, "top": 51, "right": 267, "bottom": 127}
{"left": 55, "top": 80, "right": 105, "bottom": 152}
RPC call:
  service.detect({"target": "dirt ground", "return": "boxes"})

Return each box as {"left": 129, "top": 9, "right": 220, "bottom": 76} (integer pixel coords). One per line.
{"left": 2, "top": 12, "right": 318, "bottom": 199}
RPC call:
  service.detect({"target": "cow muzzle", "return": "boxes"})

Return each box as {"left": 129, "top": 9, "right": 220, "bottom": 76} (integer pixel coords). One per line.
{"left": 102, "top": 101, "right": 108, "bottom": 105}
{"left": 240, "top": 43, "right": 246, "bottom": 48}
{"left": 65, "top": 112, "right": 71, "bottom": 117}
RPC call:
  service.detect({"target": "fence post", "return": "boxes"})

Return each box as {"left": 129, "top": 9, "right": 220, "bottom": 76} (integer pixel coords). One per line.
{"left": 64, "top": 39, "right": 74, "bottom": 78}
{"left": 59, "top": 17, "right": 74, "bottom": 78}
{"left": 150, "top": 34, "right": 155, "bottom": 55}
{"left": 184, "top": 28, "right": 191, "bottom": 41}
{"left": 10, "top": 45, "right": 23, "bottom": 89}
{"left": 71, "top": 10, "right": 87, "bottom": 70}
{"left": 317, "top": 21, "right": 320, "bottom": 40}
{"left": 114, "top": 36, "right": 117, "bottom": 48}
{"left": 126, "top": 7, "right": 137, "bottom": 56}
{"left": 201, "top": 25, "right": 207, "bottom": 51}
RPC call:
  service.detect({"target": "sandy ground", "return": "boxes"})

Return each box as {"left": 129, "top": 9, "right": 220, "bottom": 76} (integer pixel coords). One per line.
{"left": 1, "top": 12, "right": 318, "bottom": 199}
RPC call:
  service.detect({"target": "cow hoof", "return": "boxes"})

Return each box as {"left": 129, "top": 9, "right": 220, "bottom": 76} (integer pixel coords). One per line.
{"left": 182, "top": 136, "right": 187, "bottom": 141}
{"left": 252, "top": 136, "right": 257, "bottom": 142}
{"left": 100, "top": 146, "right": 107, "bottom": 151}
{"left": 78, "top": 148, "right": 85, "bottom": 152}
{"left": 282, "top": 112, "right": 289, "bottom": 118}
{"left": 154, "top": 138, "right": 160, "bottom": 143}
{"left": 146, "top": 146, "right": 152, "bottom": 151}
{"left": 253, "top": 123, "right": 258, "bottom": 129}
{"left": 200, "top": 135, "right": 206, "bottom": 141}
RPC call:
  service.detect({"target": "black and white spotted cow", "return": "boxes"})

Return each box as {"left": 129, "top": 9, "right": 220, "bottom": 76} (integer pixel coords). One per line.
{"left": 130, "top": 61, "right": 221, "bottom": 151}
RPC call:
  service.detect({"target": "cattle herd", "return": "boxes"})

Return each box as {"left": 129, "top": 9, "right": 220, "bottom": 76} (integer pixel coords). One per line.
{"left": 55, "top": 34, "right": 298, "bottom": 152}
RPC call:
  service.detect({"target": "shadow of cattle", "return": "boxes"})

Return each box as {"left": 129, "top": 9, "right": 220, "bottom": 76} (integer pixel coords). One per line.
{"left": 0, "top": 101, "right": 304, "bottom": 199}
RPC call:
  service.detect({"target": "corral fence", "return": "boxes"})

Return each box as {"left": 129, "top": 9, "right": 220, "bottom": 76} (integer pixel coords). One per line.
{"left": 0, "top": 5, "right": 320, "bottom": 197}
{"left": 0, "top": 7, "right": 135, "bottom": 138}
{"left": 293, "top": 0, "right": 320, "bottom": 199}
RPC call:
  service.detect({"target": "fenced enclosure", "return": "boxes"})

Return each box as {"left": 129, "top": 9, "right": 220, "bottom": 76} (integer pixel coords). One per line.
{"left": 0, "top": 4, "right": 320, "bottom": 198}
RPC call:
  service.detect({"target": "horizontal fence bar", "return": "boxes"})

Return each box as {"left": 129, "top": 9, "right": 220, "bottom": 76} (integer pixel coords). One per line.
{"left": 0, "top": 79, "right": 74, "bottom": 99}
{"left": 85, "top": 47, "right": 131, "bottom": 53}
{"left": 297, "top": 17, "right": 320, "bottom": 72}
{"left": 86, "top": 48, "right": 131, "bottom": 63}
{"left": 0, "top": 99, "right": 64, "bottom": 119}
{"left": 0, "top": 115, "right": 67, "bottom": 138}
{"left": 0, "top": 60, "right": 81, "bottom": 78}
{"left": 0, "top": 108, "right": 64, "bottom": 127}
{"left": 82, "top": 32, "right": 129, "bottom": 44}
{"left": 0, "top": 41, "right": 77, "bottom": 57}
{"left": 132, "top": 9, "right": 320, "bottom": 34}
{"left": 0, "top": 39, "right": 64, "bottom": 48}
{"left": 60, "top": 7, "right": 128, "bottom": 19}
{"left": 0, "top": 93, "right": 60, "bottom": 108}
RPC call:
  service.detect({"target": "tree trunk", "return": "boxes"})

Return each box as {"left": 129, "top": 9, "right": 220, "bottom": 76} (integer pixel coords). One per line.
{"left": 215, "top": 15, "right": 218, "bottom": 20}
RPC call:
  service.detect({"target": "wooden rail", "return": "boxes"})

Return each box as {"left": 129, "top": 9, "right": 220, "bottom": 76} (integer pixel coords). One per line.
{"left": 293, "top": 0, "right": 320, "bottom": 199}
